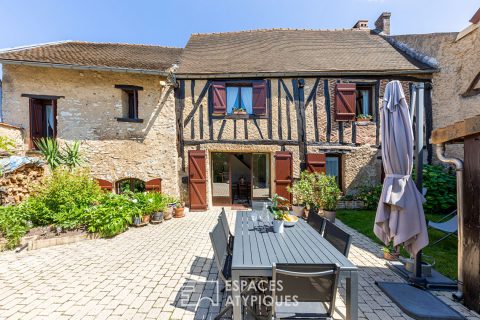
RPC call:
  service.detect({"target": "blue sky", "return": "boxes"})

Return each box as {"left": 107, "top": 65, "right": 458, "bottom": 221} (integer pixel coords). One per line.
{"left": 0, "top": 0, "right": 478, "bottom": 51}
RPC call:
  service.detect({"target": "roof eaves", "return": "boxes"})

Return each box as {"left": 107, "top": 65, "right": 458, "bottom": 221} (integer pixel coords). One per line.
{"left": 0, "top": 40, "right": 72, "bottom": 54}
{"left": 0, "top": 59, "right": 170, "bottom": 76}
{"left": 176, "top": 69, "right": 437, "bottom": 80}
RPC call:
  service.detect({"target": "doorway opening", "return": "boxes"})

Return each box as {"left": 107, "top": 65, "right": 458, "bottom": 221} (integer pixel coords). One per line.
{"left": 211, "top": 152, "right": 270, "bottom": 207}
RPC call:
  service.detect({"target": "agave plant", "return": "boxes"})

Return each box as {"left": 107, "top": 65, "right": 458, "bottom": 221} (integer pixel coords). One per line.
{"left": 60, "top": 141, "right": 83, "bottom": 170}
{"left": 34, "top": 137, "right": 61, "bottom": 170}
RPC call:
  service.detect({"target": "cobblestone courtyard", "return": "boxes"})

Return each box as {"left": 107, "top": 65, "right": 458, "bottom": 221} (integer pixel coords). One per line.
{"left": 0, "top": 209, "right": 478, "bottom": 320}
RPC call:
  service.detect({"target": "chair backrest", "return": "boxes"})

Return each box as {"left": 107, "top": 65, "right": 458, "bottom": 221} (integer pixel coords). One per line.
{"left": 209, "top": 221, "right": 229, "bottom": 282}
{"left": 272, "top": 263, "right": 340, "bottom": 317}
{"left": 322, "top": 220, "right": 352, "bottom": 257}
{"left": 307, "top": 210, "right": 326, "bottom": 234}
{"left": 218, "top": 208, "right": 231, "bottom": 238}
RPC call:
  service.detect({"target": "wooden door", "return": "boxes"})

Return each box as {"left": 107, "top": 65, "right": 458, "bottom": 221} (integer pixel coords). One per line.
{"left": 274, "top": 151, "right": 293, "bottom": 203}
{"left": 188, "top": 150, "right": 207, "bottom": 211}
{"left": 305, "top": 153, "right": 326, "bottom": 173}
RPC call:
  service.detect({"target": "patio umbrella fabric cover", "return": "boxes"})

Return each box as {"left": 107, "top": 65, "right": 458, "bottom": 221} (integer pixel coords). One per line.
{"left": 374, "top": 81, "right": 428, "bottom": 256}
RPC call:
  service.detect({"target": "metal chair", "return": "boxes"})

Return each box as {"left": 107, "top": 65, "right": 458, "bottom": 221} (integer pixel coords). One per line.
{"left": 218, "top": 208, "right": 234, "bottom": 254}
{"left": 307, "top": 210, "right": 326, "bottom": 234}
{"left": 428, "top": 210, "right": 458, "bottom": 245}
{"left": 322, "top": 220, "right": 352, "bottom": 257}
{"left": 271, "top": 263, "right": 340, "bottom": 319}
{"left": 210, "top": 221, "right": 262, "bottom": 320}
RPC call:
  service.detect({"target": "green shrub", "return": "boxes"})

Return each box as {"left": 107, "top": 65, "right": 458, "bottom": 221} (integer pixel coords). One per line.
{"left": 288, "top": 171, "right": 341, "bottom": 211}
{"left": 84, "top": 193, "right": 136, "bottom": 237}
{"left": 0, "top": 205, "right": 30, "bottom": 249}
{"left": 316, "top": 174, "right": 341, "bottom": 211}
{"left": 356, "top": 184, "right": 383, "bottom": 210}
{"left": 422, "top": 164, "right": 456, "bottom": 214}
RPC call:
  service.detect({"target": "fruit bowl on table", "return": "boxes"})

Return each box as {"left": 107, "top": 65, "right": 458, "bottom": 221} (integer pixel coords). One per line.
{"left": 283, "top": 214, "right": 299, "bottom": 227}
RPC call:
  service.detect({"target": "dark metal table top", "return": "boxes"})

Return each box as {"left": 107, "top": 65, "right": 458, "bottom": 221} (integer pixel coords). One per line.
{"left": 232, "top": 211, "right": 358, "bottom": 271}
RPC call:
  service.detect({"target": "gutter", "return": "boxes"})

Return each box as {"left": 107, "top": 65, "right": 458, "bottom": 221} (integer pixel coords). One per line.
{"left": 0, "top": 59, "right": 170, "bottom": 76}
{"left": 434, "top": 144, "right": 464, "bottom": 300}
{"left": 176, "top": 69, "right": 437, "bottom": 80}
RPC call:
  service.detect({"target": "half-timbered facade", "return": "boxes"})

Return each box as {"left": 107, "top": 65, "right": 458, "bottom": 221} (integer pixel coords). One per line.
{"left": 176, "top": 22, "right": 436, "bottom": 209}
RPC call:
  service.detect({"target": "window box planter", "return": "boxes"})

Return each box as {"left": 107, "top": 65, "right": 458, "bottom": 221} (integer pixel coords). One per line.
{"left": 233, "top": 110, "right": 247, "bottom": 115}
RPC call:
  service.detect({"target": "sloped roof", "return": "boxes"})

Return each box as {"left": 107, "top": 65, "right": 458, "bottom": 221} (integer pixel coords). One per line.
{"left": 0, "top": 41, "right": 182, "bottom": 74}
{"left": 177, "top": 29, "right": 435, "bottom": 77}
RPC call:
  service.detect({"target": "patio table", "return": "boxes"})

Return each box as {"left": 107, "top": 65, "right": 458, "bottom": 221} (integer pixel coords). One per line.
{"left": 231, "top": 211, "right": 359, "bottom": 320}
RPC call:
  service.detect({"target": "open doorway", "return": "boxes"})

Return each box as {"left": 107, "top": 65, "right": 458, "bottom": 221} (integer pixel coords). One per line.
{"left": 211, "top": 152, "right": 270, "bottom": 207}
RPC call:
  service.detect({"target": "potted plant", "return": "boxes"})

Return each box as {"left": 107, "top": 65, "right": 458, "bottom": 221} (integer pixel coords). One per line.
{"left": 356, "top": 114, "right": 372, "bottom": 125}
{"left": 315, "top": 174, "right": 341, "bottom": 223}
{"left": 174, "top": 201, "right": 185, "bottom": 218}
{"left": 233, "top": 107, "right": 247, "bottom": 115}
{"left": 148, "top": 192, "right": 165, "bottom": 223}
{"left": 132, "top": 214, "right": 142, "bottom": 226}
{"left": 288, "top": 171, "right": 315, "bottom": 218}
{"left": 269, "top": 194, "right": 289, "bottom": 233}
{"left": 383, "top": 242, "right": 400, "bottom": 261}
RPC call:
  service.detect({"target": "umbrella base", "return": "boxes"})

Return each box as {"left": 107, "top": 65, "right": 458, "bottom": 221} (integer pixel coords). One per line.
{"left": 388, "top": 261, "right": 457, "bottom": 290}
{"left": 376, "top": 282, "right": 466, "bottom": 320}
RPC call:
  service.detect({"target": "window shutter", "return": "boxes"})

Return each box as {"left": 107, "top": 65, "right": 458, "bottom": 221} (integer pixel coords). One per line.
{"left": 252, "top": 81, "right": 267, "bottom": 115}
{"left": 96, "top": 179, "right": 113, "bottom": 192}
{"left": 145, "top": 178, "right": 162, "bottom": 192}
{"left": 335, "top": 83, "right": 356, "bottom": 121}
{"left": 211, "top": 82, "right": 227, "bottom": 115}
{"left": 306, "top": 154, "right": 326, "bottom": 173}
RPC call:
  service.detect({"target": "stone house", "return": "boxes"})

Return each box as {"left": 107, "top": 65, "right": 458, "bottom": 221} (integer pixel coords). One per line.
{"left": 0, "top": 13, "right": 439, "bottom": 210}
{"left": 0, "top": 42, "right": 183, "bottom": 196}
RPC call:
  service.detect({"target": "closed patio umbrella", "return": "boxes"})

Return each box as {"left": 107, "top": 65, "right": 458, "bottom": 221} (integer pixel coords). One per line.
{"left": 374, "top": 80, "right": 428, "bottom": 256}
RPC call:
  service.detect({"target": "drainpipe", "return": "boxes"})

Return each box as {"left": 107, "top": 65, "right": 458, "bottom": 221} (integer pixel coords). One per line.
{"left": 435, "top": 144, "right": 464, "bottom": 300}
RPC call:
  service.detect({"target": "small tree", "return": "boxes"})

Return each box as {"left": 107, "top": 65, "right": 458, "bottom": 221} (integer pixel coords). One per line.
{"left": 35, "top": 138, "right": 84, "bottom": 171}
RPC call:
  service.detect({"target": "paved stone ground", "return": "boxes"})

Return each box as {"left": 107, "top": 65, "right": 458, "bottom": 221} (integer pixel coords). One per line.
{"left": 0, "top": 208, "right": 478, "bottom": 320}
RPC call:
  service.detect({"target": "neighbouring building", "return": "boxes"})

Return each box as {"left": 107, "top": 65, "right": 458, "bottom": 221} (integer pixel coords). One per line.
{"left": 392, "top": 8, "right": 480, "bottom": 162}
{"left": 0, "top": 13, "right": 441, "bottom": 210}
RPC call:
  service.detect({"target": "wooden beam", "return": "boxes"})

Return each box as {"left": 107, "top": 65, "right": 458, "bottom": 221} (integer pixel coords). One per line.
{"left": 184, "top": 139, "right": 358, "bottom": 147}
{"left": 277, "top": 79, "right": 283, "bottom": 140}
{"left": 253, "top": 118, "right": 264, "bottom": 140}
{"left": 233, "top": 119, "right": 237, "bottom": 140}
{"left": 199, "top": 104, "right": 204, "bottom": 139}
{"left": 217, "top": 119, "right": 226, "bottom": 140}
{"left": 244, "top": 119, "right": 248, "bottom": 139}
{"left": 352, "top": 121, "right": 357, "bottom": 144}
{"left": 431, "top": 114, "right": 480, "bottom": 144}
{"left": 304, "top": 78, "right": 321, "bottom": 108}
{"left": 338, "top": 122, "right": 344, "bottom": 144}
{"left": 313, "top": 89, "right": 319, "bottom": 142}
{"left": 21, "top": 94, "right": 65, "bottom": 100}
{"left": 324, "top": 80, "right": 332, "bottom": 142}
{"left": 175, "top": 80, "right": 186, "bottom": 171}
{"left": 267, "top": 79, "right": 273, "bottom": 139}
{"left": 375, "top": 80, "right": 380, "bottom": 146}
{"left": 208, "top": 86, "right": 214, "bottom": 140}
{"left": 114, "top": 85, "right": 143, "bottom": 91}
{"left": 184, "top": 80, "right": 211, "bottom": 127}
{"left": 280, "top": 79, "right": 294, "bottom": 102}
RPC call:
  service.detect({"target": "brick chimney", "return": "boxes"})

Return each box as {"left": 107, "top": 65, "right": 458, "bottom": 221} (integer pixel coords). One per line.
{"left": 353, "top": 19, "right": 369, "bottom": 30}
{"left": 375, "top": 12, "right": 391, "bottom": 35}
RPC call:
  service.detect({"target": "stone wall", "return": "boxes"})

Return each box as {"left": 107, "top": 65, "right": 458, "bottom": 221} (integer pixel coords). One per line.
{"left": 0, "top": 123, "right": 26, "bottom": 155}
{"left": 393, "top": 29, "right": 480, "bottom": 160}
{"left": 0, "top": 165, "right": 44, "bottom": 204}
{"left": 2, "top": 65, "right": 179, "bottom": 197}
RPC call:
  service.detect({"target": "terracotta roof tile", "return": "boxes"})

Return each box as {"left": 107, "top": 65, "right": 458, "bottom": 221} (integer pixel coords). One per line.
{"left": 177, "top": 29, "right": 433, "bottom": 75}
{"left": 0, "top": 41, "right": 182, "bottom": 72}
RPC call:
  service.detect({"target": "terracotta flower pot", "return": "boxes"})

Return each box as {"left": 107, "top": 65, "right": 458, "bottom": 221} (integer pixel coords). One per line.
{"left": 142, "top": 215, "right": 150, "bottom": 224}
{"left": 383, "top": 251, "right": 400, "bottom": 261}
{"left": 164, "top": 205, "right": 174, "bottom": 220}
{"left": 174, "top": 207, "right": 185, "bottom": 218}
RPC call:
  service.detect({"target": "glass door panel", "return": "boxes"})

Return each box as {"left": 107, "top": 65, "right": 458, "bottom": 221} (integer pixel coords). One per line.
{"left": 211, "top": 153, "right": 230, "bottom": 204}
{"left": 252, "top": 153, "right": 270, "bottom": 198}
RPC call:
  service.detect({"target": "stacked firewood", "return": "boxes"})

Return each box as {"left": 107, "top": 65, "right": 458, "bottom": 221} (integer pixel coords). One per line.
{"left": 0, "top": 165, "right": 44, "bottom": 205}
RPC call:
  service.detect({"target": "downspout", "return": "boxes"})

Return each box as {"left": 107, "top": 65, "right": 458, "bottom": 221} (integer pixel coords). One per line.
{"left": 434, "top": 144, "right": 464, "bottom": 300}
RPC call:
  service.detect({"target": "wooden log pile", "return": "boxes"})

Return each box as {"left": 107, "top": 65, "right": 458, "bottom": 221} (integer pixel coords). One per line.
{"left": 0, "top": 165, "right": 45, "bottom": 205}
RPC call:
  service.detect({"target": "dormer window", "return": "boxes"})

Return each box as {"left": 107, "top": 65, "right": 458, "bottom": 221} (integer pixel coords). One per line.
{"left": 115, "top": 85, "right": 144, "bottom": 123}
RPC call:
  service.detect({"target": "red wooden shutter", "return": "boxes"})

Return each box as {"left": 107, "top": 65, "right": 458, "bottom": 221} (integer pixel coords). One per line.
{"left": 274, "top": 151, "right": 293, "bottom": 204}
{"left": 51, "top": 99, "right": 58, "bottom": 138}
{"left": 96, "top": 179, "right": 113, "bottom": 192}
{"left": 211, "top": 82, "right": 227, "bottom": 115}
{"left": 29, "top": 99, "right": 44, "bottom": 148}
{"left": 145, "top": 178, "right": 162, "bottom": 192}
{"left": 252, "top": 81, "right": 267, "bottom": 115}
{"left": 335, "top": 83, "right": 356, "bottom": 121}
{"left": 306, "top": 154, "right": 326, "bottom": 173}
{"left": 188, "top": 150, "right": 207, "bottom": 211}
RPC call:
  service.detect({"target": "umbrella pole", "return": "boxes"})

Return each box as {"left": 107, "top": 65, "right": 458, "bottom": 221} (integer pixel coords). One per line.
{"left": 411, "top": 83, "right": 427, "bottom": 287}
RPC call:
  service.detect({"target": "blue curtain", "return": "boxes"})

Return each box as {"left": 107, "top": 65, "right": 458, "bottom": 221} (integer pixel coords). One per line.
{"left": 226, "top": 87, "right": 239, "bottom": 114}
{"left": 241, "top": 87, "right": 253, "bottom": 114}
{"left": 326, "top": 157, "right": 339, "bottom": 184}
{"left": 361, "top": 90, "right": 370, "bottom": 115}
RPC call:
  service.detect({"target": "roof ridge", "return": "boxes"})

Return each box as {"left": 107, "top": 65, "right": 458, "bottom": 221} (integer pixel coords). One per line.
{"left": 191, "top": 27, "right": 369, "bottom": 36}
{"left": 0, "top": 40, "right": 72, "bottom": 54}
{"left": 66, "top": 41, "right": 182, "bottom": 49}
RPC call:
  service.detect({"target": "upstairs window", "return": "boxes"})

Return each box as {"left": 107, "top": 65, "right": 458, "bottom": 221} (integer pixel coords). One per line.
{"left": 355, "top": 85, "right": 374, "bottom": 119}
{"left": 212, "top": 81, "right": 266, "bottom": 116}
{"left": 227, "top": 85, "right": 253, "bottom": 115}
{"left": 115, "top": 85, "right": 143, "bottom": 122}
